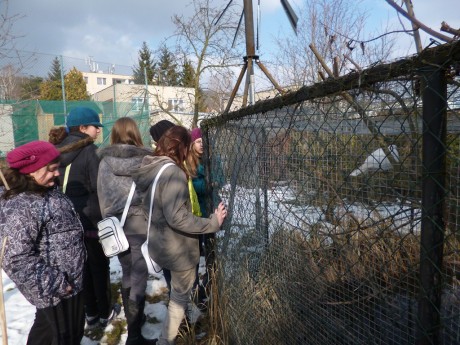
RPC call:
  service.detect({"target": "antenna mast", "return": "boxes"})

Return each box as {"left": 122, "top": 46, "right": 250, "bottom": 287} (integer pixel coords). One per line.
{"left": 243, "top": 0, "right": 256, "bottom": 106}
{"left": 224, "top": 0, "right": 297, "bottom": 113}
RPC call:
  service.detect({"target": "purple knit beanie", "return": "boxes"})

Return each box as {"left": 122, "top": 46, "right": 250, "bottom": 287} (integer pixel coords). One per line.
{"left": 190, "top": 128, "right": 202, "bottom": 142}
{"left": 6, "top": 141, "right": 60, "bottom": 174}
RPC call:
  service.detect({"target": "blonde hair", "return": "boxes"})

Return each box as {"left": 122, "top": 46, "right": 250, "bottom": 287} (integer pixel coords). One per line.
{"left": 110, "top": 117, "right": 144, "bottom": 147}
{"left": 186, "top": 141, "right": 202, "bottom": 177}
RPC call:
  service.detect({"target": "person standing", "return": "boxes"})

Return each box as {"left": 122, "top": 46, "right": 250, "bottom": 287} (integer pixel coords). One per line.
{"left": 97, "top": 117, "right": 157, "bottom": 345}
{"left": 52, "top": 107, "right": 118, "bottom": 328}
{"left": 149, "top": 120, "right": 201, "bottom": 306}
{"left": 149, "top": 120, "right": 175, "bottom": 146}
{"left": 187, "top": 127, "right": 225, "bottom": 307}
{"left": 133, "top": 125, "right": 227, "bottom": 345}
{"left": 189, "top": 127, "right": 225, "bottom": 220}
{"left": 0, "top": 141, "right": 86, "bottom": 345}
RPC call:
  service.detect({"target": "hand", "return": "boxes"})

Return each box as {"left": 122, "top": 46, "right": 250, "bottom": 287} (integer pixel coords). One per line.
{"left": 214, "top": 202, "right": 227, "bottom": 227}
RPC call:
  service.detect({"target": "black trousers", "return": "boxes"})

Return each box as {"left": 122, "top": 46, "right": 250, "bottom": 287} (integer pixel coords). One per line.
{"left": 83, "top": 237, "right": 112, "bottom": 319}
{"left": 27, "top": 292, "right": 84, "bottom": 345}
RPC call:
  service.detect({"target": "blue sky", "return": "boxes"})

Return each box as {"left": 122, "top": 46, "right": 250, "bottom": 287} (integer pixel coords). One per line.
{"left": 5, "top": 0, "right": 460, "bottom": 74}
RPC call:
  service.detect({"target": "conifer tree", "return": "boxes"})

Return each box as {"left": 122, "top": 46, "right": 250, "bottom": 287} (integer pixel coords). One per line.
{"left": 155, "top": 45, "right": 180, "bottom": 86}
{"left": 40, "top": 67, "right": 88, "bottom": 100}
{"left": 64, "top": 67, "right": 89, "bottom": 100}
{"left": 179, "top": 57, "right": 195, "bottom": 88}
{"left": 48, "top": 57, "right": 62, "bottom": 81}
{"left": 132, "top": 42, "right": 155, "bottom": 85}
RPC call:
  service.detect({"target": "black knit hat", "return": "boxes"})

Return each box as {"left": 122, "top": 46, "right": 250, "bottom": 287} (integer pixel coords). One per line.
{"left": 149, "top": 120, "right": 175, "bottom": 142}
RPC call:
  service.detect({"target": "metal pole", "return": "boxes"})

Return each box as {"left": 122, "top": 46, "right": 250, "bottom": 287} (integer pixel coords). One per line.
{"left": 60, "top": 55, "right": 67, "bottom": 116}
{"left": 0, "top": 237, "right": 8, "bottom": 345}
{"left": 416, "top": 66, "right": 447, "bottom": 345}
{"left": 224, "top": 62, "right": 247, "bottom": 114}
{"left": 143, "top": 61, "right": 149, "bottom": 116}
{"left": 243, "top": 0, "right": 256, "bottom": 105}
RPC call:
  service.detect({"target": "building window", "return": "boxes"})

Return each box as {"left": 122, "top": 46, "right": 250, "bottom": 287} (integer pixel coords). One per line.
{"left": 97, "top": 77, "right": 106, "bottom": 85}
{"left": 132, "top": 97, "right": 145, "bottom": 111}
{"left": 167, "top": 99, "right": 184, "bottom": 111}
{"left": 84, "top": 77, "right": 88, "bottom": 84}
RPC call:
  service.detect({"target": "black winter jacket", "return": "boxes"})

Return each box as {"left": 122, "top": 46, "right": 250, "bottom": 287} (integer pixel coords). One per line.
{"left": 57, "top": 132, "right": 102, "bottom": 232}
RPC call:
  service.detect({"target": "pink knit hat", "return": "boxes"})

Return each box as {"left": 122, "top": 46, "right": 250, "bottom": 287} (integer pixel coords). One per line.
{"left": 7, "top": 141, "right": 60, "bottom": 174}
{"left": 190, "top": 128, "right": 202, "bottom": 142}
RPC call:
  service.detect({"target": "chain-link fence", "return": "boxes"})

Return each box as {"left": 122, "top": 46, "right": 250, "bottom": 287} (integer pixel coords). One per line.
{"left": 202, "top": 41, "right": 460, "bottom": 344}
{"left": 0, "top": 99, "right": 151, "bottom": 157}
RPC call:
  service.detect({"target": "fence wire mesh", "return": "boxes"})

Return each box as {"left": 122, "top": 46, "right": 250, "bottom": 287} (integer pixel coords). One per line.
{"left": 0, "top": 49, "right": 149, "bottom": 153}
{"left": 202, "top": 41, "right": 460, "bottom": 345}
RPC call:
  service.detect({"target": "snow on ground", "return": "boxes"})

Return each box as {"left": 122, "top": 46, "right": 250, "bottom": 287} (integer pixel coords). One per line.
{"left": 1, "top": 183, "right": 420, "bottom": 344}
{"left": 1, "top": 256, "right": 173, "bottom": 345}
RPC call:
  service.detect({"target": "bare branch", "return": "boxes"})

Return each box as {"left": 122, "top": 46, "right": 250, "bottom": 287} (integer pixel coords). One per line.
{"left": 385, "top": 0, "right": 454, "bottom": 42}
{"left": 343, "top": 54, "right": 362, "bottom": 72}
{"left": 403, "top": 0, "right": 423, "bottom": 52}
{"left": 441, "top": 21, "right": 460, "bottom": 37}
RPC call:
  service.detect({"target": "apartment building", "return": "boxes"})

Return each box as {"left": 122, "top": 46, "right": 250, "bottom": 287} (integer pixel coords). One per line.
{"left": 82, "top": 71, "right": 134, "bottom": 95}
{"left": 91, "top": 83, "right": 196, "bottom": 128}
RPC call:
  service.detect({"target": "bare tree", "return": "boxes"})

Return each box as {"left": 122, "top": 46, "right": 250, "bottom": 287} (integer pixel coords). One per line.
{"left": 0, "top": 0, "right": 22, "bottom": 57}
{"left": 273, "top": 0, "right": 395, "bottom": 87}
{"left": 0, "top": 1, "right": 32, "bottom": 101}
{"left": 0, "top": 64, "right": 20, "bottom": 99}
{"left": 172, "top": 0, "right": 241, "bottom": 127}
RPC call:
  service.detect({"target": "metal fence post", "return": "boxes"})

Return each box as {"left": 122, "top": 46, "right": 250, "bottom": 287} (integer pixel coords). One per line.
{"left": 417, "top": 66, "right": 447, "bottom": 345}
{"left": 60, "top": 55, "right": 67, "bottom": 116}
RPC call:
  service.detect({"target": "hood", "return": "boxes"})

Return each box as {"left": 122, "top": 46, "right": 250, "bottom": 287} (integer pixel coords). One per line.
{"left": 56, "top": 132, "right": 94, "bottom": 166}
{"left": 132, "top": 156, "right": 176, "bottom": 193}
{"left": 98, "top": 144, "right": 153, "bottom": 177}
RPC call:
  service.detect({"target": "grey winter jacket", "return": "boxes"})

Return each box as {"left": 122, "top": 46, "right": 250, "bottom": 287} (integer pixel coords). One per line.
{"left": 97, "top": 144, "right": 153, "bottom": 235}
{"left": 132, "top": 156, "right": 221, "bottom": 272}
{"left": 0, "top": 187, "right": 86, "bottom": 309}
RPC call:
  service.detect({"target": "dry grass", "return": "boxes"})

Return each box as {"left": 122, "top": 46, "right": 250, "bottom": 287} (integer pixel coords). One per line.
{"left": 213, "top": 222, "right": 460, "bottom": 344}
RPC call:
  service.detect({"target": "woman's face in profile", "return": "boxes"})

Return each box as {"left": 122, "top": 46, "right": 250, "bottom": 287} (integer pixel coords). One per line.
{"left": 29, "top": 163, "right": 60, "bottom": 187}
{"left": 81, "top": 125, "right": 101, "bottom": 139}
{"left": 193, "top": 138, "right": 203, "bottom": 156}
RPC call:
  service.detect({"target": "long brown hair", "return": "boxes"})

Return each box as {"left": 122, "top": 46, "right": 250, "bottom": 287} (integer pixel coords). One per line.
{"left": 110, "top": 117, "right": 144, "bottom": 147}
{"left": 154, "top": 125, "right": 191, "bottom": 175}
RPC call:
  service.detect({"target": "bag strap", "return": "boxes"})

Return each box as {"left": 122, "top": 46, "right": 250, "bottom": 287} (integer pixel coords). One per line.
{"left": 146, "top": 163, "right": 175, "bottom": 245}
{"left": 62, "top": 163, "right": 72, "bottom": 193}
{"left": 120, "top": 182, "right": 136, "bottom": 227}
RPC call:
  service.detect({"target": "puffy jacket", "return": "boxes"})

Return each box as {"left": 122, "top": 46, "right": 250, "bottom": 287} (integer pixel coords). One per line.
{"left": 56, "top": 132, "right": 102, "bottom": 232}
{"left": 132, "top": 156, "right": 221, "bottom": 271}
{"left": 97, "top": 144, "right": 153, "bottom": 235}
{"left": 0, "top": 187, "right": 86, "bottom": 309}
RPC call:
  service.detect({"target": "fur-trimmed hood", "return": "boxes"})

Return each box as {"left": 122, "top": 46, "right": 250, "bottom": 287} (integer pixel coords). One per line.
{"left": 56, "top": 132, "right": 95, "bottom": 167}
